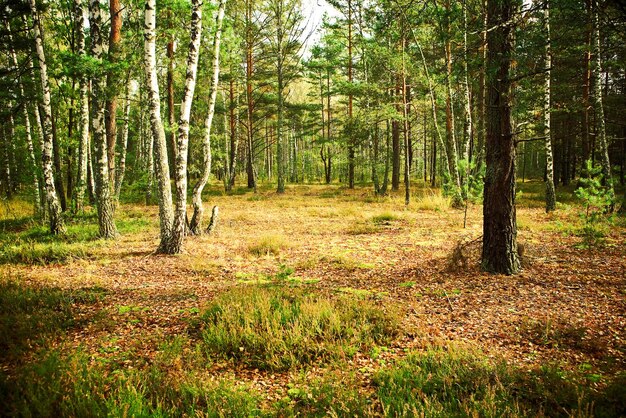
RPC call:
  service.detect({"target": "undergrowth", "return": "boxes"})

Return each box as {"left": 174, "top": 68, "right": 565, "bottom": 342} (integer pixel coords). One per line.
{"left": 199, "top": 286, "right": 401, "bottom": 370}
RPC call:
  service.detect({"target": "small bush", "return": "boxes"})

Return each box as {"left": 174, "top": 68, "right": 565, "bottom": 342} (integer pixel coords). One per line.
{"left": 415, "top": 190, "right": 450, "bottom": 211}
{"left": 200, "top": 286, "right": 401, "bottom": 370}
{"left": 370, "top": 212, "right": 398, "bottom": 225}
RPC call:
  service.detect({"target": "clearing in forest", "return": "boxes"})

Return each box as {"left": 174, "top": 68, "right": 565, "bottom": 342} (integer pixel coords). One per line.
{"left": 1, "top": 183, "right": 625, "bottom": 416}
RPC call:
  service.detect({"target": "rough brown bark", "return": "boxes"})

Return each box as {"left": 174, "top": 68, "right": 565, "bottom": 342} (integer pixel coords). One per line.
{"left": 481, "top": 0, "right": 520, "bottom": 275}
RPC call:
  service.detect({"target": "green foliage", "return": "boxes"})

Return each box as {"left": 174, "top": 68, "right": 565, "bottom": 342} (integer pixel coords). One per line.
{"left": 575, "top": 161, "right": 615, "bottom": 247}
{"left": 0, "top": 350, "right": 261, "bottom": 418}
{"left": 199, "top": 286, "right": 400, "bottom": 370}
{"left": 373, "top": 347, "right": 621, "bottom": 417}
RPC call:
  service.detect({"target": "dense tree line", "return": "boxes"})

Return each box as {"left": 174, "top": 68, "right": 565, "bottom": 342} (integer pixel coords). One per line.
{"left": 0, "top": 0, "right": 624, "bottom": 273}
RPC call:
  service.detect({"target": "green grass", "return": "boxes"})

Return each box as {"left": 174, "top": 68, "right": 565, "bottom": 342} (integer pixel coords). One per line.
{"left": 374, "top": 347, "right": 626, "bottom": 417}
{"left": 199, "top": 286, "right": 401, "bottom": 370}
{"left": 0, "top": 350, "right": 261, "bottom": 418}
{"left": 0, "top": 279, "right": 106, "bottom": 360}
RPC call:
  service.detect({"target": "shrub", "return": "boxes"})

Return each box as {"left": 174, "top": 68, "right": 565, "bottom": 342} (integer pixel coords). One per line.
{"left": 200, "top": 286, "right": 401, "bottom": 370}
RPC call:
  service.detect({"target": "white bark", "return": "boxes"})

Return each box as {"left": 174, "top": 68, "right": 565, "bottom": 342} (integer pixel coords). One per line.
{"left": 170, "top": 0, "right": 204, "bottom": 252}
{"left": 28, "top": 0, "right": 65, "bottom": 235}
{"left": 115, "top": 74, "right": 132, "bottom": 201}
{"left": 144, "top": 0, "right": 174, "bottom": 252}
{"left": 76, "top": 0, "right": 89, "bottom": 213}
{"left": 543, "top": 0, "right": 556, "bottom": 212}
{"left": 189, "top": 0, "right": 226, "bottom": 235}
{"left": 8, "top": 22, "right": 38, "bottom": 211}
{"left": 89, "top": 0, "right": 117, "bottom": 238}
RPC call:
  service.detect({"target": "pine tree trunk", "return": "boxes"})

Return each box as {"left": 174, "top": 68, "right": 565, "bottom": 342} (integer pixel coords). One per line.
{"left": 75, "top": 0, "right": 89, "bottom": 213}
{"left": 481, "top": 0, "right": 520, "bottom": 275}
{"left": 190, "top": 0, "right": 226, "bottom": 235}
{"left": 89, "top": 0, "right": 117, "bottom": 239}
{"left": 461, "top": 0, "right": 473, "bottom": 165}
{"left": 170, "top": 0, "right": 204, "bottom": 253}
{"left": 145, "top": 0, "right": 174, "bottom": 252}
{"left": 543, "top": 0, "right": 556, "bottom": 213}
{"left": 28, "top": 0, "right": 66, "bottom": 235}
{"left": 347, "top": 0, "right": 355, "bottom": 189}
{"left": 245, "top": 0, "right": 256, "bottom": 191}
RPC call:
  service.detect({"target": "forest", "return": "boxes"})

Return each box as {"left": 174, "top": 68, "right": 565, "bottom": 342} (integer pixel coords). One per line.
{"left": 0, "top": 0, "right": 625, "bottom": 415}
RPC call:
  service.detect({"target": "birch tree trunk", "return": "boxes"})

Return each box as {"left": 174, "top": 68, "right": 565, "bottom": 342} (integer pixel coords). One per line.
{"left": 543, "top": 0, "right": 556, "bottom": 213}
{"left": 28, "top": 0, "right": 66, "bottom": 235}
{"left": 115, "top": 73, "right": 132, "bottom": 201}
{"left": 591, "top": 0, "right": 614, "bottom": 200}
{"left": 170, "top": 0, "right": 204, "bottom": 253}
{"left": 89, "top": 0, "right": 117, "bottom": 239}
{"left": 145, "top": 0, "right": 174, "bottom": 252}
{"left": 190, "top": 0, "right": 226, "bottom": 235}
{"left": 75, "top": 0, "right": 89, "bottom": 213}
{"left": 7, "top": 21, "right": 42, "bottom": 215}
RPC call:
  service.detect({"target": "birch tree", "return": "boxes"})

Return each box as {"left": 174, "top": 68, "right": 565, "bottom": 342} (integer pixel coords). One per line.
{"left": 6, "top": 21, "right": 42, "bottom": 216}
{"left": 89, "top": 0, "right": 118, "bottom": 239}
{"left": 145, "top": 0, "right": 174, "bottom": 253}
{"left": 189, "top": 0, "right": 226, "bottom": 235}
{"left": 543, "top": 0, "right": 556, "bottom": 212}
{"left": 75, "top": 0, "right": 89, "bottom": 213}
{"left": 170, "top": 0, "right": 204, "bottom": 253}
{"left": 27, "top": 0, "right": 66, "bottom": 235}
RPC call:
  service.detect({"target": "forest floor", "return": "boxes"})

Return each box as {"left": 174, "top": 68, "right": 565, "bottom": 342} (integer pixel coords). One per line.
{"left": 1, "top": 181, "right": 625, "bottom": 416}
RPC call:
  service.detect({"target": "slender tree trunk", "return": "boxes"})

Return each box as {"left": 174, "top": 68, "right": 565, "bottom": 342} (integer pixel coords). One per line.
{"left": 190, "top": 0, "right": 226, "bottom": 235}
{"left": 245, "top": 0, "right": 256, "bottom": 191}
{"left": 169, "top": 0, "right": 203, "bottom": 253}
{"left": 89, "top": 0, "right": 117, "bottom": 239}
{"left": 105, "top": 0, "right": 122, "bottom": 187}
{"left": 115, "top": 73, "right": 132, "bottom": 201}
{"left": 392, "top": 85, "right": 401, "bottom": 191}
{"left": 409, "top": 25, "right": 451, "bottom": 189}
{"left": 591, "top": 0, "right": 614, "bottom": 200}
{"left": 347, "top": 0, "right": 355, "bottom": 189}
{"left": 145, "top": 0, "right": 174, "bottom": 251}
{"left": 474, "top": 0, "right": 488, "bottom": 176}
{"left": 402, "top": 37, "right": 410, "bottom": 205}
{"left": 461, "top": 0, "right": 473, "bottom": 164}
{"left": 7, "top": 21, "right": 42, "bottom": 215}
{"left": 543, "top": 0, "right": 556, "bottom": 212}
{"left": 227, "top": 79, "right": 239, "bottom": 191}
{"left": 582, "top": 0, "right": 592, "bottom": 165}
{"left": 51, "top": 113, "right": 67, "bottom": 211}
{"left": 75, "top": 0, "right": 89, "bottom": 213}
{"left": 28, "top": 0, "right": 66, "bottom": 234}
{"left": 1, "top": 123, "right": 11, "bottom": 199}
{"left": 444, "top": 0, "right": 463, "bottom": 208}
{"left": 167, "top": 15, "right": 177, "bottom": 167}
{"left": 481, "top": 0, "right": 520, "bottom": 275}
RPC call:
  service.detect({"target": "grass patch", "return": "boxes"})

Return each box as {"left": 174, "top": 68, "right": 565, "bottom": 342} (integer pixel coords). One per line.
{"left": 370, "top": 212, "right": 399, "bottom": 225}
{"left": 0, "top": 350, "right": 261, "bottom": 417}
{"left": 374, "top": 346, "right": 625, "bottom": 417}
{"left": 0, "top": 279, "right": 106, "bottom": 359}
{"left": 199, "top": 286, "right": 401, "bottom": 370}
{"left": 414, "top": 189, "right": 450, "bottom": 211}
{"left": 248, "top": 234, "right": 288, "bottom": 256}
